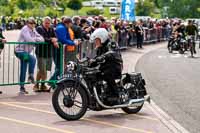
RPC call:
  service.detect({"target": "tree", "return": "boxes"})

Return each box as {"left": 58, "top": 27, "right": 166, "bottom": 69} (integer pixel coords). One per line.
{"left": 154, "top": 0, "right": 200, "bottom": 18}
{"left": 67, "top": 0, "right": 83, "bottom": 14}
{"left": 168, "top": 0, "right": 200, "bottom": 18}
{"left": 136, "top": 0, "right": 155, "bottom": 16}
{"left": 0, "top": 0, "right": 9, "bottom": 6}
{"left": 16, "top": 0, "right": 34, "bottom": 10}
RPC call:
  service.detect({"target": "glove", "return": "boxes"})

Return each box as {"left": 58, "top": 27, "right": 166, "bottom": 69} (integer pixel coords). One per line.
{"left": 96, "top": 56, "right": 105, "bottom": 63}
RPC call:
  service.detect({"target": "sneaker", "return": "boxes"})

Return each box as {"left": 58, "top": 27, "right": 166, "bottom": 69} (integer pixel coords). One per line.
{"left": 40, "top": 85, "right": 50, "bottom": 92}
{"left": 19, "top": 87, "right": 28, "bottom": 94}
{"left": 33, "top": 84, "right": 40, "bottom": 92}
{"left": 28, "top": 75, "right": 35, "bottom": 83}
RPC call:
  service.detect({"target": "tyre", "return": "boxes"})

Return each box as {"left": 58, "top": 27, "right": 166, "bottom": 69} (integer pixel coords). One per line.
{"left": 121, "top": 102, "right": 144, "bottom": 114}
{"left": 52, "top": 81, "right": 88, "bottom": 121}
{"left": 121, "top": 82, "right": 144, "bottom": 114}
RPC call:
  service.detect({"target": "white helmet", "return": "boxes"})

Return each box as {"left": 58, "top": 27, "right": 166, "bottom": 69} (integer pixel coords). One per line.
{"left": 90, "top": 28, "right": 109, "bottom": 44}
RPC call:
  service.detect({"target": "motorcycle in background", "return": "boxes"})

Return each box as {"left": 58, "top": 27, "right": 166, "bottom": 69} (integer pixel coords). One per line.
{"left": 168, "top": 33, "right": 187, "bottom": 54}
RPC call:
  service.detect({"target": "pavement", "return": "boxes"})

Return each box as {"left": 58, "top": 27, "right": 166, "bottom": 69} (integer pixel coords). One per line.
{"left": 0, "top": 30, "right": 189, "bottom": 133}
{"left": 136, "top": 46, "right": 200, "bottom": 133}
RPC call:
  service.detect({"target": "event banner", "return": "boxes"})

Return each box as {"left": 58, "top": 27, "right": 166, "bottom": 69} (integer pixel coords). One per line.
{"left": 121, "top": 0, "right": 135, "bottom": 21}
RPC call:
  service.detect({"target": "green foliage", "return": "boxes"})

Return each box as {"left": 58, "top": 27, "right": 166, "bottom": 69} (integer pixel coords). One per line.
{"left": 154, "top": 0, "right": 200, "bottom": 18}
{"left": 44, "top": 8, "right": 58, "bottom": 17}
{"left": 0, "top": 0, "right": 9, "bottom": 6}
{"left": 16, "top": 0, "right": 34, "bottom": 10}
{"left": 168, "top": 0, "right": 200, "bottom": 19}
{"left": 67, "top": 0, "right": 83, "bottom": 11}
{"left": 1, "top": 0, "right": 199, "bottom": 19}
{"left": 87, "top": 9, "right": 101, "bottom": 16}
{"left": 136, "top": 0, "right": 155, "bottom": 16}
{"left": 0, "top": 6, "right": 12, "bottom": 16}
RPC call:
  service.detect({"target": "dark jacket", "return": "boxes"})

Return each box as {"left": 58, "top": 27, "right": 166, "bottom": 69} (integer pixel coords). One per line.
{"left": 135, "top": 25, "right": 144, "bottom": 37}
{"left": 91, "top": 40, "right": 123, "bottom": 78}
{"left": 185, "top": 25, "right": 198, "bottom": 36}
{"left": 72, "top": 24, "right": 82, "bottom": 39}
{"left": 99, "top": 50, "right": 123, "bottom": 78}
{"left": 36, "top": 25, "right": 56, "bottom": 58}
{"left": 0, "top": 29, "right": 5, "bottom": 49}
{"left": 96, "top": 39, "right": 109, "bottom": 56}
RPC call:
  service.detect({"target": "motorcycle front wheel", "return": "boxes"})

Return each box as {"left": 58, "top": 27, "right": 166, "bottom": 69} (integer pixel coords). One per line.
{"left": 52, "top": 81, "right": 88, "bottom": 121}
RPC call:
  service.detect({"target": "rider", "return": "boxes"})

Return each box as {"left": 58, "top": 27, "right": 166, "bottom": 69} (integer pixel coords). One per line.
{"left": 185, "top": 20, "right": 198, "bottom": 54}
{"left": 89, "top": 28, "right": 123, "bottom": 96}
{"left": 175, "top": 23, "right": 186, "bottom": 39}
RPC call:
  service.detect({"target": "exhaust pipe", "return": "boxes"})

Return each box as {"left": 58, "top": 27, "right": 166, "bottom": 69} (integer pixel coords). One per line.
{"left": 93, "top": 87, "right": 149, "bottom": 109}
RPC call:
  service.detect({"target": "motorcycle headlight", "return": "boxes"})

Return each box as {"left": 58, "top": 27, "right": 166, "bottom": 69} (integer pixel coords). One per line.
{"left": 66, "top": 61, "right": 77, "bottom": 71}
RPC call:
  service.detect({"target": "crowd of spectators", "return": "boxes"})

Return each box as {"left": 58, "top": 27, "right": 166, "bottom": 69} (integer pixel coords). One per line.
{"left": 1, "top": 15, "right": 197, "bottom": 94}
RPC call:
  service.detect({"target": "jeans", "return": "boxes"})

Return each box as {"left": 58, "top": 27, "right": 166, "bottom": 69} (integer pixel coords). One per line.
{"left": 1, "top": 23, "right": 6, "bottom": 31}
{"left": 15, "top": 52, "right": 36, "bottom": 87}
{"left": 50, "top": 48, "right": 61, "bottom": 81}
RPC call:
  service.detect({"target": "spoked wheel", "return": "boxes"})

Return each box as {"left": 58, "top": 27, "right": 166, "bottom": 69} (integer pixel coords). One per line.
{"left": 52, "top": 81, "right": 88, "bottom": 121}
{"left": 121, "top": 83, "right": 144, "bottom": 114}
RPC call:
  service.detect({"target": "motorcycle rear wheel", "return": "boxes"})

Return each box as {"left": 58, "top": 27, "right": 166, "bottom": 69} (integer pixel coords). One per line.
{"left": 121, "top": 82, "right": 144, "bottom": 114}
{"left": 121, "top": 101, "right": 144, "bottom": 114}
{"left": 52, "top": 81, "right": 88, "bottom": 121}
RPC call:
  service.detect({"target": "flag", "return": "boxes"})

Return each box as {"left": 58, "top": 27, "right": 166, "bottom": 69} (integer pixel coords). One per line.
{"left": 121, "top": 0, "right": 135, "bottom": 21}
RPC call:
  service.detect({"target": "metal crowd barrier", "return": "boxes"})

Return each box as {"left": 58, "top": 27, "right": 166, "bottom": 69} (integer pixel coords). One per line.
{"left": 118, "top": 27, "right": 171, "bottom": 48}
{"left": 0, "top": 42, "right": 64, "bottom": 87}
{"left": 79, "top": 40, "right": 96, "bottom": 59}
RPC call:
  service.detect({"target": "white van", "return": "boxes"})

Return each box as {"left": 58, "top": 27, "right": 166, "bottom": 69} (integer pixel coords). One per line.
{"left": 91, "top": 1, "right": 104, "bottom": 7}
{"left": 82, "top": 1, "right": 92, "bottom": 7}
{"left": 103, "top": 0, "right": 118, "bottom": 7}
{"left": 109, "top": 7, "right": 120, "bottom": 14}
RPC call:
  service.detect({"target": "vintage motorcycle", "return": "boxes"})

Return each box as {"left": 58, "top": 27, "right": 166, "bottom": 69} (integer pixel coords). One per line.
{"left": 52, "top": 58, "right": 150, "bottom": 121}
{"left": 168, "top": 33, "right": 187, "bottom": 54}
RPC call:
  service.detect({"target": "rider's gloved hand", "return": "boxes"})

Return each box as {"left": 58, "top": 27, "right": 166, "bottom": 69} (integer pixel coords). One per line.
{"left": 95, "top": 56, "right": 105, "bottom": 63}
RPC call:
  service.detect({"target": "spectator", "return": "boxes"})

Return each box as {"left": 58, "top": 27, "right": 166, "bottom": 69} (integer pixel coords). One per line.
{"left": 34, "top": 16, "right": 59, "bottom": 92}
{"left": 1, "top": 16, "right": 6, "bottom": 31}
{"left": 50, "top": 17, "right": 79, "bottom": 81}
{"left": 0, "top": 28, "right": 6, "bottom": 55}
{"left": 135, "top": 20, "right": 144, "bottom": 49}
{"left": 15, "top": 17, "right": 44, "bottom": 94}
{"left": 80, "top": 18, "right": 93, "bottom": 40}
{"left": 0, "top": 28, "right": 6, "bottom": 94}
{"left": 72, "top": 16, "right": 82, "bottom": 39}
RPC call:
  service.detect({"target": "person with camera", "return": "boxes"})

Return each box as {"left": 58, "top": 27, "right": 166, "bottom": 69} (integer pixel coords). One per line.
{"left": 135, "top": 20, "right": 144, "bottom": 49}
